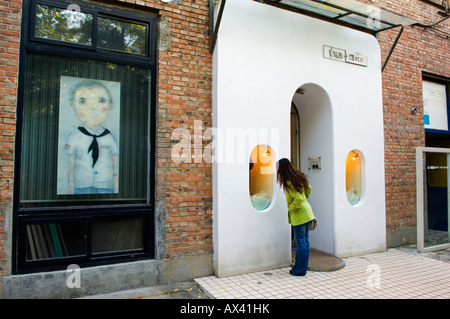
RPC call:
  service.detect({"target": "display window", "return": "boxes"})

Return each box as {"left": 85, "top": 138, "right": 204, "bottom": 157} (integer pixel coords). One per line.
{"left": 346, "top": 150, "right": 363, "bottom": 205}
{"left": 14, "top": 0, "right": 157, "bottom": 273}
{"left": 423, "top": 77, "right": 449, "bottom": 133}
{"left": 249, "top": 145, "right": 274, "bottom": 211}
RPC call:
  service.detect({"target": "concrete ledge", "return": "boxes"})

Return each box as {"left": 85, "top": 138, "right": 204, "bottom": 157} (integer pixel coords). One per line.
{"left": 1, "top": 253, "right": 213, "bottom": 299}
{"left": 157, "top": 253, "right": 214, "bottom": 284}
{"left": 387, "top": 227, "right": 416, "bottom": 248}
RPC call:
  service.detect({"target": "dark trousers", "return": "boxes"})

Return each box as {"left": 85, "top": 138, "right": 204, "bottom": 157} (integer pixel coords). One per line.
{"left": 292, "top": 221, "right": 311, "bottom": 276}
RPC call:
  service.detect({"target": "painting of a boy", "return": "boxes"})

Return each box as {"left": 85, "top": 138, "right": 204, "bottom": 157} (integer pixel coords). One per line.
{"left": 57, "top": 77, "right": 120, "bottom": 195}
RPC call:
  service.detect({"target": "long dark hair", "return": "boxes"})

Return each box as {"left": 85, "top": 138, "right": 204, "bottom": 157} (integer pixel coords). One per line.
{"left": 276, "top": 158, "right": 309, "bottom": 193}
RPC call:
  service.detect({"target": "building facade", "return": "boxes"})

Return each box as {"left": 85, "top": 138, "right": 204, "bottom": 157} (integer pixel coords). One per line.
{"left": 0, "top": 0, "right": 448, "bottom": 297}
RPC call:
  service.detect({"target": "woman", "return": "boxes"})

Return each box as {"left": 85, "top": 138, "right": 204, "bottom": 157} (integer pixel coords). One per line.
{"left": 277, "top": 158, "right": 315, "bottom": 276}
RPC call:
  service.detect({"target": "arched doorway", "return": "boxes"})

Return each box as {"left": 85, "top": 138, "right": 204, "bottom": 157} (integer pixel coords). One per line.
{"left": 290, "top": 83, "right": 335, "bottom": 255}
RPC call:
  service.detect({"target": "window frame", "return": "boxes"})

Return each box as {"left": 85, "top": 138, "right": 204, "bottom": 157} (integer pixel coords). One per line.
{"left": 26, "top": 0, "right": 155, "bottom": 68}
{"left": 345, "top": 150, "right": 364, "bottom": 206}
{"left": 13, "top": 0, "right": 158, "bottom": 274}
{"left": 249, "top": 145, "right": 275, "bottom": 212}
{"left": 423, "top": 75, "right": 450, "bottom": 135}
{"left": 30, "top": 1, "right": 98, "bottom": 50}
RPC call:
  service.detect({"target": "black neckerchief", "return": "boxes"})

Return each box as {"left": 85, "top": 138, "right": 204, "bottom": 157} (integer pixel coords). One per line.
{"left": 78, "top": 126, "right": 111, "bottom": 167}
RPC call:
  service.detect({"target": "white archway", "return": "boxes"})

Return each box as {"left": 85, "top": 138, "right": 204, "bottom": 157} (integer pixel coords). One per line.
{"left": 291, "top": 83, "right": 335, "bottom": 255}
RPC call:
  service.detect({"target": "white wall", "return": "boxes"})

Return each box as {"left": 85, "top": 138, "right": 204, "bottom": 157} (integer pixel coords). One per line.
{"left": 213, "top": 0, "right": 386, "bottom": 277}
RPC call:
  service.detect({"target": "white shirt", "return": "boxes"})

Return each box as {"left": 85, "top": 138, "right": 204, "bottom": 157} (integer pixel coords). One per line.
{"left": 66, "top": 125, "right": 119, "bottom": 189}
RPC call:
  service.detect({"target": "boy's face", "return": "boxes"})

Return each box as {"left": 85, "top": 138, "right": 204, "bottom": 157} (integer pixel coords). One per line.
{"left": 72, "top": 86, "right": 111, "bottom": 130}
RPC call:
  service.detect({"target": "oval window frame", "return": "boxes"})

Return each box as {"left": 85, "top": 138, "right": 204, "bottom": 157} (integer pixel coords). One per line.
{"left": 345, "top": 150, "right": 364, "bottom": 206}
{"left": 249, "top": 145, "right": 275, "bottom": 212}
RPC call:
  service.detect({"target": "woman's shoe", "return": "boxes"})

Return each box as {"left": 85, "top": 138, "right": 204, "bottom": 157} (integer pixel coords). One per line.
{"left": 289, "top": 269, "right": 306, "bottom": 276}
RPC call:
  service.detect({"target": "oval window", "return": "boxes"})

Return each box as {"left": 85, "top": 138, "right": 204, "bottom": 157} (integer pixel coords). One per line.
{"left": 249, "top": 145, "right": 274, "bottom": 211}
{"left": 346, "top": 150, "right": 363, "bottom": 205}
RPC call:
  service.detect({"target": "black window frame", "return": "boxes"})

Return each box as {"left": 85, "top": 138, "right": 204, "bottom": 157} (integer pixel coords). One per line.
{"left": 13, "top": 0, "right": 158, "bottom": 274}
{"left": 423, "top": 74, "right": 450, "bottom": 136}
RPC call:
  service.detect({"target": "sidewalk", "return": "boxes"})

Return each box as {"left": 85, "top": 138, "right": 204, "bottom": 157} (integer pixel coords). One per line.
{"left": 82, "top": 247, "right": 450, "bottom": 299}
{"left": 194, "top": 248, "right": 450, "bottom": 299}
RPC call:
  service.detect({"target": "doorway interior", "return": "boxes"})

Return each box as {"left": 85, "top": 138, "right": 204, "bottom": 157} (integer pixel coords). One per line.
{"left": 290, "top": 83, "right": 335, "bottom": 256}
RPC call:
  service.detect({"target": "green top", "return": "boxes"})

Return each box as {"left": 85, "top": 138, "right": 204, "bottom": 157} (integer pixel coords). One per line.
{"left": 284, "top": 181, "right": 315, "bottom": 226}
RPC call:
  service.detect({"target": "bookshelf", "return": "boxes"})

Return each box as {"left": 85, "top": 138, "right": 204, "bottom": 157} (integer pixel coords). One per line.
{"left": 26, "top": 224, "right": 67, "bottom": 260}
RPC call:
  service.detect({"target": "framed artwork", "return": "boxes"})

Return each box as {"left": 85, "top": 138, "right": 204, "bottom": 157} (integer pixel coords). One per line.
{"left": 57, "top": 76, "right": 121, "bottom": 195}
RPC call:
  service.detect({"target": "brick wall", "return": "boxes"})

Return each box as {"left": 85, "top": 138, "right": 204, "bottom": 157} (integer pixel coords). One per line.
{"left": 152, "top": 0, "right": 213, "bottom": 258}
{"left": 372, "top": 0, "right": 450, "bottom": 245}
{"left": 0, "top": 0, "right": 21, "bottom": 276}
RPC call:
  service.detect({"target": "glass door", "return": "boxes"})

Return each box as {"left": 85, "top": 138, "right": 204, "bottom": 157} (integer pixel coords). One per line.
{"left": 416, "top": 147, "right": 450, "bottom": 252}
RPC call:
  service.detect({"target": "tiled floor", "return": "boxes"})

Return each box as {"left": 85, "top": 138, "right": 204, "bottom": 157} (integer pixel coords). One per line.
{"left": 195, "top": 249, "right": 450, "bottom": 299}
